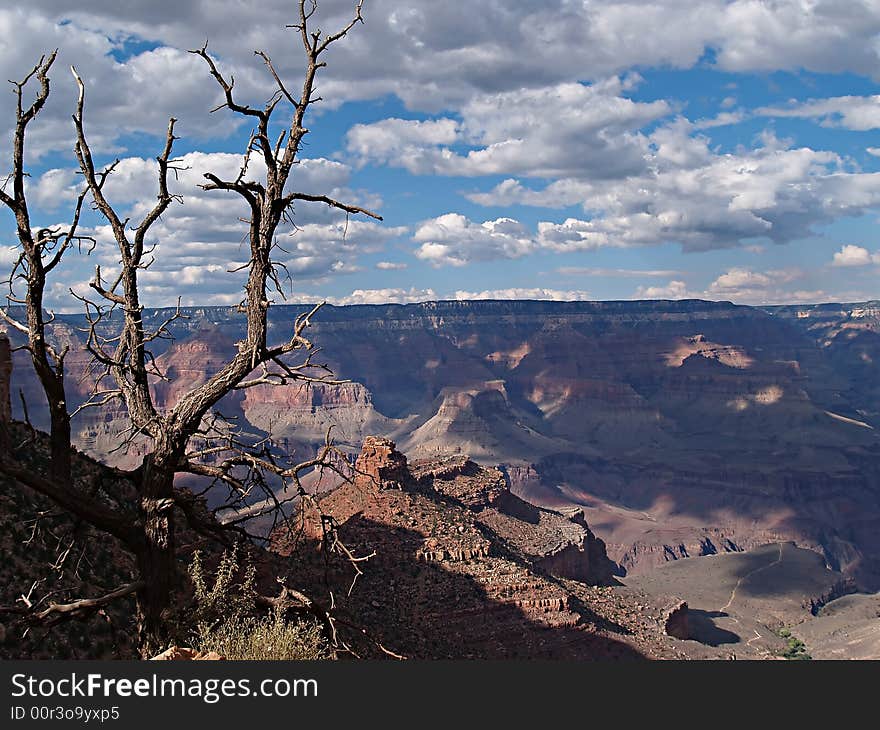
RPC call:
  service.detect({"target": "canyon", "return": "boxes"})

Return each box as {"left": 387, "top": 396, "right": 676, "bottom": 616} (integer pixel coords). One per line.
{"left": 275, "top": 436, "right": 699, "bottom": 658}
{"left": 7, "top": 298, "right": 880, "bottom": 596}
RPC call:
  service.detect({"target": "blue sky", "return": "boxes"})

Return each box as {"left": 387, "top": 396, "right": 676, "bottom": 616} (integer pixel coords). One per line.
{"left": 1, "top": 1, "right": 879, "bottom": 309}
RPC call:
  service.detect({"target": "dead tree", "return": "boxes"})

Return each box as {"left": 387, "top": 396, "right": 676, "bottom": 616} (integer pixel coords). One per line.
{"left": 0, "top": 0, "right": 381, "bottom": 657}
{"left": 0, "top": 52, "right": 92, "bottom": 484}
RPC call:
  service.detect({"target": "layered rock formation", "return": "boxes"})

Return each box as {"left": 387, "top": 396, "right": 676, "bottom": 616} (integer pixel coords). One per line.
{"left": 275, "top": 437, "right": 687, "bottom": 658}
{"left": 8, "top": 299, "right": 880, "bottom": 588}
{"left": 407, "top": 453, "right": 616, "bottom": 584}
{"left": 355, "top": 435, "right": 412, "bottom": 491}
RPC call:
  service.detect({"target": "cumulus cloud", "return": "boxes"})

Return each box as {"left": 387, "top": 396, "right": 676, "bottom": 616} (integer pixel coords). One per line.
{"left": 5, "top": 0, "right": 880, "bottom": 154}
{"left": 348, "top": 78, "right": 668, "bottom": 179}
{"left": 413, "top": 213, "right": 535, "bottom": 267}
{"left": 832, "top": 244, "right": 880, "bottom": 267}
{"left": 29, "top": 168, "right": 81, "bottom": 211}
{"left": 537, "top": 218, "right": 629, "bottom": 253}
{"left": 469, "top": 124, "right": 880, "bottom": 253}
{"left": 305, "top": 286, "right": 593, "bottom": 305}
{"left": 709, "top": 268, "right": 774, "bottom": 292}
{"left": 712, "top": 0, "right": 880, "bottom": 78}
{"left": 0, "top": 9, "right": 251, "bottom": 161}
{"left": 692, "top": 110, "right": 747, "bottom": 129}
{"left": 375, "top": 261, "right": 407, "bottom": 270}
{"left": 634, "top": 268, "right": 830, "bottom": 305}
{"left": 0, "top": 245, "right": 20, "bottom": 268}
{"left": 346, "top": 118, "right": 459, "bottom": 173}
{"left": 704, "top": 267, "right": 813, "bottom": 303}
{"left": 411, "top": 121, "right": 880, "bottom": 265}
{"left": 7, "top": 1, "right": 880, "bottom": 308}
{"left": 634, "top": 280, "right": 692, "bottom": 300}
{"left": 758, "top": 95, "right": 880, "bottom": 130}
{"left": 28, "top": 151, "right": 404, "bottom": 308}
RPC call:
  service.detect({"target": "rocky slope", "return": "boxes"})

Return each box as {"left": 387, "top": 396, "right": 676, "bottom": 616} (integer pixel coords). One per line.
{"left": 791, "top": 592, "right": 880, "bottom": 659}
{"left": 7, "top": 299, "right": 880, "bottom": 589}
{"left": 0, "top": 422, "right": 140, "bottom": 659}
{"left": 273, "top": 436, "right": 713, "bottom": 659}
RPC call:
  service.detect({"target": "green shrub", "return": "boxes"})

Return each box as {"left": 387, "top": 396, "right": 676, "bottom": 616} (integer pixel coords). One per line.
{"left": 187, "top": 546, "right": 330, "bottom": 660}
{"left": 781, "top": 635, "right": 812, "bottom": 660}
{"left": 188, "top": 546, "right": 257, "bottom": 630}
{"left": 192, "top": 608, "right": 329, "bottom": 660}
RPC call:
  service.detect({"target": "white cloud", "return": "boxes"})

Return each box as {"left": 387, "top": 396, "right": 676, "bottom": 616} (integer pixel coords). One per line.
{"left": 0, "top": 245, "right": 19, "bottom": 267}
{"left": 469, "top": 125, "right": 880, "bottom": 253}
{"left": 375, "top": 261, "right": 407, "bottom": 270}
{"left": 5, "top": 0, "right": 880, "bottom": 156}
{"left": 29, "top": 168, "right": 80, "bottom": 211}
{"left": 758, "top": 95, "right": 880, "bottom": 130}
{"left": 329, "top": 287, "right": 438, "bottom": 305}
{"left": 346, "top": 118, "right": 459, "bottom": 173}
{"left": 693, "top": 110, "right": 746, "bottom": 129}
{"left": 348, "top": 78, "right": 668, "bottom": 179}
{"left": 537, "top": 218, "right": 627, "bottom": 253}
{"left": 635, "top": 268, "right": 831, "bottom": 305}
{"left": 413, "top": 122, "right": 880, "bottom": 265}
{"left": 832, "top": 244, "right": 880, "bottom": 267}
{"left": 5, "top": 1, "right": 880, "bottom": 309}
{"left": 705, "top": 267, "right": 811, "bottom": 303}
{"left": 557, "top": 267, "right": 680, "bottom": 278}
{"left": 635, "top": 280, "right": 692, "bottom": 299}
{"left": 709, "top": 268, "right": 773, "bottom": 292}
{"left": 413, "top": 213, "right": 535, "bottom": 267}
{"left": 714, "top": 0, "right": 880, "bottom": 79}
{"left": 467, "top": 178, "right": 593, "bottom": 209}
{"left": 868, "top": 147, "right": 880, "bottom": 157}
{"left": 453, "top": 288, "right": 592, "bottom": 302}
{"left": 27, "top": 151, "right": 403, "bottom": 308}
{"left": 302, "top": 286, "right": 593, "bottom": 305}
{"left": 0, "top": 9, "right": 251, "bottom": 161}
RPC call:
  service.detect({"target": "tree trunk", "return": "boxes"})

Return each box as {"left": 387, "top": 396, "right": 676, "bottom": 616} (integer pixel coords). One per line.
{"left": 134, "top": 454, "right": 177, "bottom": 658}
{"left": 47, "top": 399, "right": 71, "bottom": 485}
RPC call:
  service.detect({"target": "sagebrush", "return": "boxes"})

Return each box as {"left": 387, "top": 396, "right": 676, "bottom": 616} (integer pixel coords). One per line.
{"left": 187, "top": 546, "right": 329, "bottom": 660}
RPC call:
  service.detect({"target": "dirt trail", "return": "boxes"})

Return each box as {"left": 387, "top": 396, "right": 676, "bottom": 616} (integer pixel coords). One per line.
{"left": 719, "top": 543, "right": 784, "bottom": 613}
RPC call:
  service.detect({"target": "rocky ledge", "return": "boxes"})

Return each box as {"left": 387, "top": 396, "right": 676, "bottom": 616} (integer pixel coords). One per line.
{"left": 273, "top": 437, "right": 688, "bottom": 659}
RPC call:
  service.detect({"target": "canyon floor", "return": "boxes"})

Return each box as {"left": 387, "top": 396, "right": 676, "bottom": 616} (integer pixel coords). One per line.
{"left": 622, "top": 542, "right": 878, "bottom": 659}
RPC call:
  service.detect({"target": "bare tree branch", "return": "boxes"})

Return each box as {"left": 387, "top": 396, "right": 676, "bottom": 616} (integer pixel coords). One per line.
{"left": 0, "top": 581, "right": 144, "bottom": 626}
{"left": 280, "top": 192, "right": 383, "bottom": 221}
